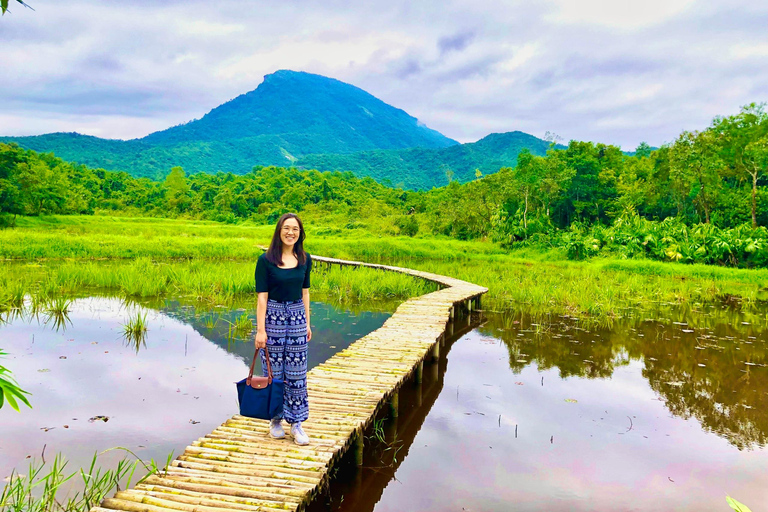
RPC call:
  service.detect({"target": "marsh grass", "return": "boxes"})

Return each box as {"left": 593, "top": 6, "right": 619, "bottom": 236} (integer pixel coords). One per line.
{"left": 220, "top": 313, "right": 254, "bottom": 344}
{"left": 0, "top": 258, "right": 430, "bottom": 313}
{"left": 42, "top": 297, "right": 73, "bottom": 332}
{"left": 45, "top": 296, "right": 73, "bottom": 316}
{"left": 3, "top": 215, "right": 768, "bottom": 321}
{"left": 121, "top": 312, "right": 148, "bottom": 352}
{"left": 0, "top": 280, "right": 25, "bottom": 312}
{"left": 203, "top": 314, "right": 219, "bottom": 329}
{"left": 0, "top": 449, "right": 171, "bottom": 512}
{"left": 234, "top": 313, "right": 252, "bottom": 333}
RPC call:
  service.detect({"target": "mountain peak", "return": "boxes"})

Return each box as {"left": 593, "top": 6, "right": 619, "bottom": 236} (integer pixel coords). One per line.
{"left": 140, "top": 70, "right": 457, "bottom": 153}
{"left": 2, "top": 70, "right": 462, "bottom": 180}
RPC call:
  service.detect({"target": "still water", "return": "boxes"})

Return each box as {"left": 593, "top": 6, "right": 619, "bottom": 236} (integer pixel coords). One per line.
{"left": 315, "top": 311, "right": 768, "bottom": 512}
{"left": 0, "top": 296, "right": 391, "bottom": 480}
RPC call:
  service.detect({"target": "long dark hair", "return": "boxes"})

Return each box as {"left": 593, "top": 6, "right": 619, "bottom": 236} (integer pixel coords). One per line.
{"left": 266, "top": 213, "right": 307, "bottom": 266}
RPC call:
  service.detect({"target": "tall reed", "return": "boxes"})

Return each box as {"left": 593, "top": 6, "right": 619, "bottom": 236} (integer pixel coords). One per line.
{"left": 0, "top": 449, "right": 170, "bottom": 512}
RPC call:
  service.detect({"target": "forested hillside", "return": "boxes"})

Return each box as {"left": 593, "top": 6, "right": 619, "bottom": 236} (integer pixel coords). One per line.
{"left": 296, "top": 131, "right": 562, "bottom": 189}
{"left": 1, "top": 103, "right": 766, "bottom": 267}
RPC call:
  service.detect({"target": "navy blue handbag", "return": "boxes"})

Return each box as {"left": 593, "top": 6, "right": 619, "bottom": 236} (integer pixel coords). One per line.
{"left": 236, "top": 347, "right": 284, "bottom": 420}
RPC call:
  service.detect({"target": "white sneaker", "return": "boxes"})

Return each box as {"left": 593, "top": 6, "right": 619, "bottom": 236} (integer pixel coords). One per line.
{"left": 290, "top": 422, "right": 310, "bottom": 445}
{"left": 269, "top": 418, "right": 285, "bottom": 439}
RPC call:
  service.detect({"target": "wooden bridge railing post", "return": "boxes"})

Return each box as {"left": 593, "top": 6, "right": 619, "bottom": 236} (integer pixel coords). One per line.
{"left": 386, "top": 416, "right": 399, "bottom": 445}
{"left": 431, "top": 341, "right": 440, "bottom": 362}
{"left": 389, "top": 391, "right": 399, "bottom": 418}
{"left": 354, "top": 428, "right": 364, "bottom": 466}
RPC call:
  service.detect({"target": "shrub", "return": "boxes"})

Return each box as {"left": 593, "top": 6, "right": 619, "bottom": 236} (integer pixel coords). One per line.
{"left": 394, "top": 215, "right": 419, "bottom": 237}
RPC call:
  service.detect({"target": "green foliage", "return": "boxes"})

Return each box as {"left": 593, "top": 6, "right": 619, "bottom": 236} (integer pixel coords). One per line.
{"left": 1, "top": 100, "right": 767, "bottom": 270}
{"left": 0, "top": 449, "right": 169, "bottom": 512}
{"left": 394, "top": 215, "right": 419, "bottom": 236}
{"left": 122, "top": 312, "right": 148, "bottom": 344}
{"left": 296, "top": 131, "right": 560, "bottom": 189}
{"left": 711, "top": 103, "right": 768, "bottom": 227}
{"left": 0, "top": 349, "right": 31, "bottom": 411}
{"left": 4, "top": 215, "right": 768, "bottom": 323}
{"left": 0, "top": 143, "right": 418, "bottom": 224}
{"left": 725, "top": 496, "right": 753, "bottom": 512}
{"left": 557, "top": 214, "right": 768, "bottom": 267}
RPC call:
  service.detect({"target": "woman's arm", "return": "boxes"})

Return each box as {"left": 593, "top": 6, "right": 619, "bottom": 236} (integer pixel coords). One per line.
{"left": 254, "top": 291, "right": 268, "bottom": 348}
{"left": 302, "top": 287, "right": 312, "bottom": 341}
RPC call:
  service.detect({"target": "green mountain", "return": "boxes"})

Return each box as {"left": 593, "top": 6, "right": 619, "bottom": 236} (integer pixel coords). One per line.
{"left": 1, "top": 70, "right": 457, "bottom": 179}
{"left": 296, "top": 131, "right": 561, "bottom": 189}
{"left": 2, "top": 70, "right": 565, "bottom": 189}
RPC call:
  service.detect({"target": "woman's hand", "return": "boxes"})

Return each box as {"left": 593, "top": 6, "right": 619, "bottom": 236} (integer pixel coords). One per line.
{"left": 254, "top": 330, "right": 267, "bottom": 349}
{"left": 307, "top": 326, "right": 312, "bottom": 342}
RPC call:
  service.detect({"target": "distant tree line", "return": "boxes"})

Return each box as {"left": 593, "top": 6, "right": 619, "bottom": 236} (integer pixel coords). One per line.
{"left": 0, "top": 144, "right": 418, "bottom": 224}
{"left": 1, "top": 103, "right": 766, "bottom": 266}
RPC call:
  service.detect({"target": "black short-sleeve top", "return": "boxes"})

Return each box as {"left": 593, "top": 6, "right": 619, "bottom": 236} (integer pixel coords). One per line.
{"left": 254, "top": 253, "right": 312, "bottom": 302}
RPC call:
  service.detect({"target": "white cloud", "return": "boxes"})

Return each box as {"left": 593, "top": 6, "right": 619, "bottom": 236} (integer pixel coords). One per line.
{"left": 545, "top": 0, "right": 699, "bottom": 29}
{"left": 731, "top": 43, "right": 768, "bottom": 59}
{"left": 0, "top": 111, "right": 172, "bottom": 139}
{"left": 0, "top": 0, "right": 766, "bottom": 150}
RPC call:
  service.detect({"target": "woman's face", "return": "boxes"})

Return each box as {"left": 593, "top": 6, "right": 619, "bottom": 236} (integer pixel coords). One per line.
{"left": 280, "top": 218, "right": 301, "bottom": 248}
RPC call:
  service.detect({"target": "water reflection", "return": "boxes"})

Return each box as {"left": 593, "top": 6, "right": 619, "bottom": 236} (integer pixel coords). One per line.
{"left": 485, "top": 311, "right": 768, "bottom": 450}
{"left": 317, "top": 309, "right": 768, "bottom": 512}
{"left": 307, "top": 312, "right": 478, "bottom": 512}
{"left": 486, "top": 298, "right": 768, "bottom": 333}
{"left": 0, "top": 301, "right": 73, "bottom": 332}
{"left": 121, "top": 330, "right": 148, "bottom": 353}
{"left": 0, "top": 295, "right": 391, "bottom": 482}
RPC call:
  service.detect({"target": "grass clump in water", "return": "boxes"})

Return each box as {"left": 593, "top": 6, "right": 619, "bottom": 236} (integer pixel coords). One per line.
{"left": 122, "top": 312, "right": 148, "bottom": 351}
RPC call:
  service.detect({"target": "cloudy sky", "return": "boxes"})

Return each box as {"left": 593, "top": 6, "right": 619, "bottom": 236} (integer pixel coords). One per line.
{"left": 1, "top": 0, "right": 766, "bottom": 149}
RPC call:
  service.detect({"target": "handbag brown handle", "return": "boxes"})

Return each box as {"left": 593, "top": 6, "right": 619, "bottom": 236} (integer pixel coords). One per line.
{"left": 246, "top": 346, "right": 273, "bottom": 387}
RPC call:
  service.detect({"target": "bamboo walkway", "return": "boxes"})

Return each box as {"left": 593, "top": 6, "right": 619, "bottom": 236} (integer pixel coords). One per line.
{"left": 92, "top": 255, "right": 487, "bottom": 512}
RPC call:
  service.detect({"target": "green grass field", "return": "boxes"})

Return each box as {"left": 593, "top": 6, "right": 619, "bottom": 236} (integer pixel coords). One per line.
{"left": 2, "top": 215, "right": 768, "bottom": 324}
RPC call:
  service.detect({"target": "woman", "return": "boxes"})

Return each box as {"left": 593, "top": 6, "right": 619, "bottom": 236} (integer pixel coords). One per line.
{"left": 254, "top": 213, "right": 312, "bottom": 445}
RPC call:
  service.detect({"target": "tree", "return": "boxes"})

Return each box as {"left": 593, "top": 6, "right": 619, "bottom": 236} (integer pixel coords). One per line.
{"left": 15, "top": 159, "right": 69, "bottom": 215}
{"left": 712, "top": 103, "right": 768, "bottom": 227}
{"left": 0, "top": 144, "right": 23, "bottom": 221}
{"left": 744, "top": 136, "right": 768, "bottom": 226}
{"left": 616, "top": 149, "right": 653, "bottom": 215}
{"left": 556, "top": 141, "right": 622, "bottom": 226}
{"left": 164, "top": 166, "right": 191, "bottom": 213}
{"left": 669, "top": 131, "right": 723, "bottom": 223}
{"left": 634, "top": 142, "right": 653, "bottom": 158}
{"left": 537, "top": 150, "right": 574, "bottom": 219}
{"left": 513, "top": 149, "right": 544, "bottom": 231}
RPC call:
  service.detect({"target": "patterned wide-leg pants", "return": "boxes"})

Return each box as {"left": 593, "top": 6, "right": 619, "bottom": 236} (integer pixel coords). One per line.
{"left": 260, "top": 299, "right": 309, "bottom": 424}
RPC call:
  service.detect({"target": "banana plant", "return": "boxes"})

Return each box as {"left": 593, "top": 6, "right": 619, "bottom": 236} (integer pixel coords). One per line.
{"left": 0, "top": 350, "right": 31, "bottom": 411}
{"left": 726, "top": 495, "right": 753, "bottom": 512}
